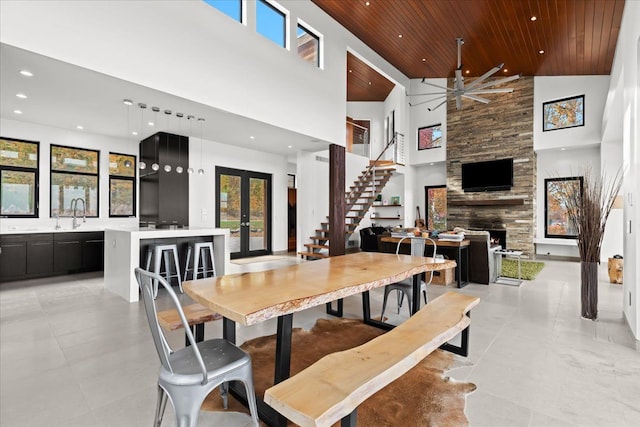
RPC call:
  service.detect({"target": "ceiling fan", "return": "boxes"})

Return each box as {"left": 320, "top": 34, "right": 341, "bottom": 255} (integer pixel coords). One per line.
{"left": 408, "top": 37, "right": 521, "bottom": 111}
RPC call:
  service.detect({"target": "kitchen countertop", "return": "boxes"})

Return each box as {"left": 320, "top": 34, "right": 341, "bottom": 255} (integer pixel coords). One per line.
{"left": 0, "top": 227, "right": 106, "bottom": 235}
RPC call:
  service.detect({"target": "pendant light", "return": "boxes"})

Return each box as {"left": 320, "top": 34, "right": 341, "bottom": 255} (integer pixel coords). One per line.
{"left": 151, "top": 106, "right": 160, "bottom": 171}
{"left": 163, "top": 110, "right": 172, "bottom": 172}
{"left": 138, "top": 103, "right": 147, "bottom": 170}
{"left": 198, "top": 117, "right": 205, "bottom": 175}
{"left": 187, "top": 115, "right": 195, "bottom": 174}
{"left": 175, "top": 112, "right": 184, "bottom": 174}
{"left": 123, "top": 99, "right": 133, "bottom": 168}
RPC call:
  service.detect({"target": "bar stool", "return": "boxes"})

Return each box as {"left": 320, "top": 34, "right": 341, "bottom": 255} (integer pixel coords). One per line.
{"left": 183, "top": 241, "right": 216, "bottom": 281}
{"left": 145, "top": 244, "right": 183, "bottom": 298}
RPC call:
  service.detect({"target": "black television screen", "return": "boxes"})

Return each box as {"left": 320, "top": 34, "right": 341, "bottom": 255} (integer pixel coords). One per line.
{"left": 462, "top": 158, "right": 513, "bottom": 192}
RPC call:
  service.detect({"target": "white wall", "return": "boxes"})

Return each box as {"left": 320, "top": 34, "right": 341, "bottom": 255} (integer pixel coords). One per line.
{"left": 600, "top": 139, "right": 624, "bottom": 264}
{"left": 604, "top": 0, "right": 640, "bottom": 341}
{"left": 409, "top": 78, "right": 448, "bottom": 165}
{"left": 534, "top": 76, "right": 610, "bottom": 151}
{"left": 534, "top": 146, "right": 600, "bottom": 258}
{"left": 0, "top": 118, "right": 138, "bottom": 232}
{"left": 188, "top": 138, "right": 290, "bottom": 253}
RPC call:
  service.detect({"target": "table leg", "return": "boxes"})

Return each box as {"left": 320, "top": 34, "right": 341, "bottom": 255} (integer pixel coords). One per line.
{"left": 275, "top": 314, "right": 293, "bottom": 384}
{"left": 411, "top": 274, "right": 421, "bottom": 315}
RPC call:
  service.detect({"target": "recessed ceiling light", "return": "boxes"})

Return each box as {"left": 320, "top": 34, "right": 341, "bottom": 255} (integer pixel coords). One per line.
{"left": 132, "top": 131, "right": 138, "bottom": 136}
{"left": 148, "top": 121, "right": 154, "bottom": 126}
{"left": 76, "top": 125, "right": 84, "bottom": 130}
{"left": 530, "top": 16, "right": 537, "bottom": 21}
{"left": 398, "top": 34, "right": 403, "bottom": 38}
{"left": 539, "top": 50, "right": 545, "bottom": 54}
{"left": 560, "top": 147, "right": 566, "bottom": 151}
{"left": 422, "top": 58, "right": 426, "bottom": 62}
{"left": 19, "top": 70, "right": 33, "bottom": 77}
{"left": 503, "top": 69, "right": 508, "bottom": 72}
{"left": 123, "top": 99, "right": 133, "bottom": 106}
{"left": 13, "top": 110, "right": 23, "bottom": 114}
{"left": 349, "top": 69, "right": 352, "bottom": 73}
{"left": 368, "top": 81, "right": 372, "bottom": 85}
{"left": 287, "top": 145, "right": 293, "bottom": 149}
{"left": 365, "top": 1, "right": 370, "bottom": 6}
{"left": 16, "top": 93, "right": 27, "bottom": 99}
{"left": 249, "top": 136, "right": 255, "bottom": 140}
{"left": 465, "top": 70, "right": 470, "bottom": 74}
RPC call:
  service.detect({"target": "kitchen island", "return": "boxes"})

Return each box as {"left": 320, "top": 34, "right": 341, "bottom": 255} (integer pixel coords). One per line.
{"left": 104, "top": 227, "right": 229, "bottom": 302}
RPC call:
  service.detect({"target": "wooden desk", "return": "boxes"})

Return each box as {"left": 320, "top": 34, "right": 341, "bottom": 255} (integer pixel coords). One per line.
{"left": 184, "top": 252, "right": 456, "bottom": 426}
{"left": 380, "top": 236, "right": 470, "bottom": 288}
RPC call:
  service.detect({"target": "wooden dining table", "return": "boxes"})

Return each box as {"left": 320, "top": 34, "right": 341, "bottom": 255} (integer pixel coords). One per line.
{"left": 184, "top": 251, "right": 456, "bottom": 426}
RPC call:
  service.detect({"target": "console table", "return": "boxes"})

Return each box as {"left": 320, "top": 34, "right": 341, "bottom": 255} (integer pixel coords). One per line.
{"left": 379, "top": 236, "right": 470, "bottom": 288}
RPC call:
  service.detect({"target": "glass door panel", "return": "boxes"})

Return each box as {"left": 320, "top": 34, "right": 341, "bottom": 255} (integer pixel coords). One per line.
{"left": 216, "top": 167, "right": 271, "bottom": 259}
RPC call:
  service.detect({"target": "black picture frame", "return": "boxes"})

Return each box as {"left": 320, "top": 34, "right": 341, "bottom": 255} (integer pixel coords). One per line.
{"left": 418, "top": 124, "right": 443, "bottom": 150}
{"left": 544, "top": 176, "right": 583, "bottom": 238}
{"left": 542, "top": 95, "right": 585, "bottom": 132}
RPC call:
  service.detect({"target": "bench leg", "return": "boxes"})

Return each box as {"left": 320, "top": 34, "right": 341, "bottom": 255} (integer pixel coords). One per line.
{"left": 341, "top": 408, "right": 357, "bottom": 427}
{"left": 440, "top": 312, "right": 471, "bottom": 357}
{"left": 326, "top": 299, "right": 343, "bottom": 317}
{"left": 185, "top": 323, "right": 205, "bottom": 347}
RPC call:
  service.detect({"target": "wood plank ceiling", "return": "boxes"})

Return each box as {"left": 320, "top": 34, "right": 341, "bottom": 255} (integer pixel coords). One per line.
{"left": 314, "top": 0, "right": 625, "bottom": 101}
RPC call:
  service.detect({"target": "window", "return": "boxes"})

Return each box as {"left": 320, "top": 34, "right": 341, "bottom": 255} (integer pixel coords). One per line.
{"left": 257, "top": 0, "right": 287, "bottom": 48}
{"left": 0, "top": 137, "right": 39, "bottom": 217}
{"left": 109, "top": 152, "right": 136, "bottom": 217}
{"left": 203, "top": 0, "right": 242, "bottom": 22}
{"left": 50, "top": 145, "right": 99, "bottom": 217}
{"left": 297, "top": 22, "right": 320, "bottom": 66}
{"left": 544, "top": 177, "right": 583, "bottom": 238}
{"left": 425, "top": 185, "right": 447, "bottom": 231}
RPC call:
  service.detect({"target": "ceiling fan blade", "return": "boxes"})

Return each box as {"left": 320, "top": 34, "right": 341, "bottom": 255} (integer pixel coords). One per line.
{"left": 471, "top": 74, "right": 521, "bottom": 91}
{"left": 466, "top": 88, "right": 514, "bottom": 95}
{"left": 409, "top": 94, "right": 448, "bottom": 107}
{"left": 427, "top": 98, "right": 448, "bottom": 111}
{"left": 461, "top": 93, "right": 491, "bottom": 104}
{"left": 407, "top": 92, "right": 449, "bottom": 97}
{"left": 465, "top": 63, "right": 503, "bottom": 90}
{"left": 421, "top": 78, "right": 454, "bottom": 92}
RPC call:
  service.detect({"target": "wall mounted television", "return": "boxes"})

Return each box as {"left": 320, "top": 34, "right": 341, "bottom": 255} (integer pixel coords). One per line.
{"left": 462, "top": 158, "right": 513, "bottom": 192}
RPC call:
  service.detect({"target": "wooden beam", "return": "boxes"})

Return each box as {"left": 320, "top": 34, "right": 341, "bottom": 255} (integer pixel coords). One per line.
{"left": 329, "top": 144, "right": 345, "bottom": 256}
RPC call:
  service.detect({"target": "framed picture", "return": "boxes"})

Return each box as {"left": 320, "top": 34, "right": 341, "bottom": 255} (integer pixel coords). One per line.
{"left": 425, "top": 185, "right": 447, "bottom": 231}
{"left": 543, "top": 95, "right": 584, "bottom": 132}
{"left": 544, "top": 176, "right": 583, "bottom": 238}
{"left": 418, "top": 124, "right": 443, "bottom": 150}
{"left": 390, "top": 196, "right": 400, "bottom": 206}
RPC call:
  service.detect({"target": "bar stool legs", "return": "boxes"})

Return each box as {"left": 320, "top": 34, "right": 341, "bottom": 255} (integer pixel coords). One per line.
{"left": 145, "top": 244, "right": 183, "bottom": 298}
{"left": 183, "top": 242, "right": 216, "bottom": 281}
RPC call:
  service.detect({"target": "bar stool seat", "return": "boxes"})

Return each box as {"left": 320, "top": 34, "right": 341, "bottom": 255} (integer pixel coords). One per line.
{"left": 145, "top": 244, "right": 183, "bottom": 298}
{"left": 183, "top": 242, "right": 216, "bottom": 281}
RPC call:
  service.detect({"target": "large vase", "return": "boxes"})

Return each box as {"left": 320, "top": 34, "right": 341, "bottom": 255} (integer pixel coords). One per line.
{"left": 581, "top": 261, "right": 598, "bottom": 320}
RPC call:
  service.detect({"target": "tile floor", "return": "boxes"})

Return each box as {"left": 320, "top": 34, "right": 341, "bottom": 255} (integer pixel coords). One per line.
{"left": 1, "top": 256, "right": 639, "bottom": 426}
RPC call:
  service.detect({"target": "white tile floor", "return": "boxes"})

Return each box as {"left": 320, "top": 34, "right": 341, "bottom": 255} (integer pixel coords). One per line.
{"left": 1, "top": 257, "right": 639, "bottom": 426}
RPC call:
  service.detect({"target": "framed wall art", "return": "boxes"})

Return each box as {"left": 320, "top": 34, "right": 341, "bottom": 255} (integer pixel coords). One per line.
{"left": 543, "top": 95, "right": 584, "bottom": 132}
{"left": 544, "top": 176, "right": 583, "bottom": 238}
{"left": 418, "top": 123, "right": 442, "bottom": 150}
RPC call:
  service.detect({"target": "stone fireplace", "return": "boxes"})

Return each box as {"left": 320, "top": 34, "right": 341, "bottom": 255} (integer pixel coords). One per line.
{"left": 446, "top": 77, "right": 536, "bottom": 257}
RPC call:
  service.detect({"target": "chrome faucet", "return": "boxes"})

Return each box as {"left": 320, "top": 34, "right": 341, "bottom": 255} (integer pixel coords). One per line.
{"left": 71, "top": 198, "right": 86, "bottom": 229}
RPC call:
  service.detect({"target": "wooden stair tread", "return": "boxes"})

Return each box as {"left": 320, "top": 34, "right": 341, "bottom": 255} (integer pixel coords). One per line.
{"left": 297, "top": 251, "right": 329, "bottom": 259}
{"left": 304, "top": 244, "right": 329, "bottom": 249}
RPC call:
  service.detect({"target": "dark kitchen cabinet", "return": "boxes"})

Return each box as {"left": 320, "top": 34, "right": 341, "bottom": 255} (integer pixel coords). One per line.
{"left": 0, "top": 234, "right": 27, "bottom": 281}
{"left": 82, "top": 232, "right": 104, "bottom": 271}
{"left": 139, "top": 132, "right": 189, "bottom": 228}
{"left": 27, "top": 234, "right": 54, "bottom": 276}
{"left": 54, "top": 233, "right": 82, "bottom": 273}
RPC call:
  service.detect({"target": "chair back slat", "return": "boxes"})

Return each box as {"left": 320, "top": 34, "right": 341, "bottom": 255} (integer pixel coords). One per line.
{"left": 135, "top": 267, "right": 209, "bottom": 384}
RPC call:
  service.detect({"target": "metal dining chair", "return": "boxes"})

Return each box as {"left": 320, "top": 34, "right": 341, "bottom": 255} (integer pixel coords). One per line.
{"left": 135, "top": 267, "right": 259, "bottom": 427}
{"left": 381, "top": 236, "right": 437, "bottom": 319}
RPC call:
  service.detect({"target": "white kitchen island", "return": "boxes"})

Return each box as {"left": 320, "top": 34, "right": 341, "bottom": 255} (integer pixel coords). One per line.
{"left": 104, "top": 227, "right": 230, "bottom": 302}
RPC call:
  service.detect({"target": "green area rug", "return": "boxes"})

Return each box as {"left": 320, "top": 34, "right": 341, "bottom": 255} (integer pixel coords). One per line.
{"left": 501, "top": 259, "right": 545, "bottom": 280}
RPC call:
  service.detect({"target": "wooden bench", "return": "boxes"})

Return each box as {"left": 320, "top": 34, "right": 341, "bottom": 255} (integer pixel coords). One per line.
{"left": 264, "top": 291, "right": 480, "bottom": 427}
{"left": 157, "top": 303, "right": 220, "bottom": 346}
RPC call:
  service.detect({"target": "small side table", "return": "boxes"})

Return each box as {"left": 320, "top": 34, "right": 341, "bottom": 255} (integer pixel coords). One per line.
{"left": 494, "top": 249, "right": 524, "bottom": 286}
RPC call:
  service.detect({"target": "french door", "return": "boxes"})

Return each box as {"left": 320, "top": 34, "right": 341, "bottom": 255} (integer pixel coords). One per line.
{"left": 215, "top": 167, "right": 271, "bottom": 259}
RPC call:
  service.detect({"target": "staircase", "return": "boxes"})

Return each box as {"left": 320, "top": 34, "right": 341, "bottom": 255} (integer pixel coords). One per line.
{"left": 298, "top": 160, "right": 396, "bottom": 260}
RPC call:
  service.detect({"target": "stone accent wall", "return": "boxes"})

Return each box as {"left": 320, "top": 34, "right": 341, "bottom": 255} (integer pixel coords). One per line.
{"left": 446, "top": 77, "right": 536, "bottom": 257}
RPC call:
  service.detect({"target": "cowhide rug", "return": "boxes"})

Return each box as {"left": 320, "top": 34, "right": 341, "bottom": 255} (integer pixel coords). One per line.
{"left": 202, "top": 317, "right": 476, "bottom": 426}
